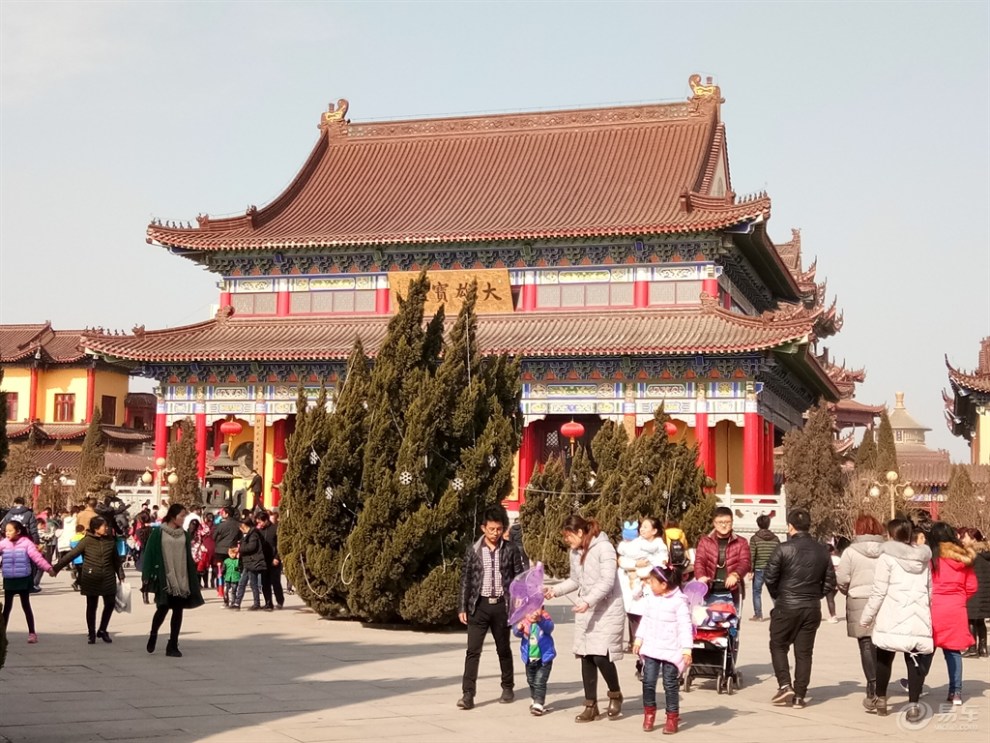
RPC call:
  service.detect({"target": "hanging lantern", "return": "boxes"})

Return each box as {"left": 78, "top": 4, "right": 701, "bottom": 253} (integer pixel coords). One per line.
{"left": 663, "top": 421, "right": 678, "bottom": 437}
{"left": 560, "top": 420, "right": 585, "bottom": 441}
{"left": 141, "top": 470, "right": 153, "bottom": 485}
{"left": 220, "top": 417, "right": 243, "bottom": 437}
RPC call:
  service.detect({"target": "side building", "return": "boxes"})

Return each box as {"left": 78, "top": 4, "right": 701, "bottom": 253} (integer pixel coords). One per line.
{"left": 82, "top": 76, "right": 844, "bottom": 511}
{"left": 946, "top": 337, "right": 990, "bottom": 466}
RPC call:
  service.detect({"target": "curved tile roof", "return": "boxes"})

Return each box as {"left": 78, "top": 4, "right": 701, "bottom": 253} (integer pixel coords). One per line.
{"left": 81, "top": 304, "right": 816, "bottom": 364}
{"left": 147, "top": 93, "right": 770, "bottom": 251}
{"left": 0, "top": 323, "right": 87, "bottom": 363}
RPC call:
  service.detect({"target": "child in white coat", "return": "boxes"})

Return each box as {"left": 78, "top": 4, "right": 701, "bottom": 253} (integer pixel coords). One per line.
{"left": 632, "top": 564, "right": 693, "bottom": 735}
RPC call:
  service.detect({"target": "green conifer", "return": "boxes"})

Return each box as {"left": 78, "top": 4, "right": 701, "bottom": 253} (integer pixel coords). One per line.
{"left": 875, "top": 410, "right": 898, "bottom": 477}
{"left": 781, "top": 403, "right": 847, "bottom": 538}
{"left": 584, "top": 420, "right": 629, "bottom": 539}
{"left": 520, "top": 454, "right": 569, "bottom": 577}
{"left": 854, "top": 427, "right": 877, "bottom": 473}
{"left": 166, "top": 418, "right": 200, "bottom": 505}
{"left": 75, "top": 407, "right": 106, "bottom": 498}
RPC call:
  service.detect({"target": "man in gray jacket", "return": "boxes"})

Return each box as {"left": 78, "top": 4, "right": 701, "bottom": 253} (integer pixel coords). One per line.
{"left": 764, "top": 508, "right": 836, "bottom": 709}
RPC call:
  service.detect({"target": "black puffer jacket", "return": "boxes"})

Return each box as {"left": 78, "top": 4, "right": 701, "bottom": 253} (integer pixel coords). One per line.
{"left": 238, "top": 527, "right": 269, "bottom": 572}
{"left": 967, "top": 548, "right": 990, "bottom": 621}
{"left": 213, "top": 518, "right": 241, "bottom": 555}
{"left": 458, "top": 537, "right": 524, "bottom": 616}
{"left": 53, "top": 534, "right": 124, "bottom": 597}
{"left": 764, "top": 531, "right": 836, "bottom": 609}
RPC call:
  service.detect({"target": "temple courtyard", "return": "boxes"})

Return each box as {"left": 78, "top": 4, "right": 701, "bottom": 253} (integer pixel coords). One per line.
{"left": 0, "top": 572, "right": 987, "bottom": 743}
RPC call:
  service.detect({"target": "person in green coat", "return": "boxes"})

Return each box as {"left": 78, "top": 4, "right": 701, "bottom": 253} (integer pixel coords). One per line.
{"left": 52, "top": 516, "right": 124, "bottom": 644}
{"left": 141, "top": 503, "right": 204, "bottom": 658}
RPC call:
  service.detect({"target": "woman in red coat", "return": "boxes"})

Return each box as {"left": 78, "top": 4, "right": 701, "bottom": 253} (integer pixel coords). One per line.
{"left": 928, "top": 522, "right": 977, "bottom": 706}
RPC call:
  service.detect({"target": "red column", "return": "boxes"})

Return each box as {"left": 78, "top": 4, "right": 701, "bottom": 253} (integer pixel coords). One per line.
{"left": 764, "top": 422, "right": 776, "bottom": 495}
{"left": 521, "top": 283, "right": 537, "bottom": 311}
{"left": 276, "top": 291, "right": 290, "bottom": 316}
{"left": 702, "top": 277, "right": 719, "bottom": 300}
{"left": 272, "top": 419, "right": 287, "bottom": 508}
{"left": 517, "top": 422, "right": 537, "bottom": 503}
{"left": 85, "top": 367, "right": 96, "bottom": 423}
{"left": 154, "top": 399, "right": 167, "bottom": 464}
{"left": 743, "top": 396, "right": 762, "bottom": 495}
{"left": 28, "top": 367, "right": 39, "bottom": 421}
{"left": 375, "top": 287, "right": 390, "bottom": 314}
{"left": 213, "top": 420, "right": 223, "bottom": 456}
{"left": 633, "top": 281, "right": 649, "bottom": 308}
{"left": 254, "top": 398, "right": 267, "bottom": 509}
{"left": 219, "top": 292, "right": 231, "bottom": 308}
{"left": 195, "top": 397, "right": 207, "bottom": 483}
{"left": 695, "top": 398, "right": 713, "bottom": 479}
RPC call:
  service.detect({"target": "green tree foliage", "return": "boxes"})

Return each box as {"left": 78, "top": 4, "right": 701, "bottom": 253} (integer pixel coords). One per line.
{"left": 781, "top": 403, "right": 848, "bottom": 539}
{"left": 519, "top": 454, "right": 569, "bottom": 577}
{"left": 875, "top": 410, "right": 898, "bottom": 477}
{"left": 940, "top": 464, "right": 988, "bottom": 533}
{"left": 0, "top": 445, "right": 35, "bottom": 509}
{"left": 0, "top": 369, "right": 8, "bottom": 478}
{"left": 584, "top": 421, "right": 627, "bottom": 537}
{"left": 681, "top": 492, "right": 719, "bottom": 545}
{"left": 75, "top": 407, "right": 106, "bottom": 498}
{"left": 167, "top": 418, "right": 200, "bottom": 506}
{"left": 854, "top": 427, "right": 877, "bottom": 474}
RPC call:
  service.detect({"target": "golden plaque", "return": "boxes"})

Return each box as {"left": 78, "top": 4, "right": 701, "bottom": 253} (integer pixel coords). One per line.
{"left": 389, "top": 269, "right": 515, "bottom": 315}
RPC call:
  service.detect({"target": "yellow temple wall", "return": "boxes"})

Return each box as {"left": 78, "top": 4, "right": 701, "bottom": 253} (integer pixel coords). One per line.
{"left": 975, "top": 413, "right": 990, "bottom": 466}
{"left": 713, "top": 420, "right": 744, "bottom": 494}
{"left": 92, "top": 372, "right": 129, "bottom": 424}
{"left": 39, "top": 368, "right": 88, "bottom": 422}
{"left": 1, "top": 368, "right": 32, "bottom": 420}
{"left": 263, "top": 431, "right": 275, "bottom": 510}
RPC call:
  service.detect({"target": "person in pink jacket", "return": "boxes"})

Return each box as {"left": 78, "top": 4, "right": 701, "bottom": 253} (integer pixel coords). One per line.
{"left": 927, "top": 522, "right": 978, "bottom": 705}
{"left": 1, "top": 520, "right": 54, "bottom": 644}
{"left": 633, "top": 564, "right": 693, "bottom": 735}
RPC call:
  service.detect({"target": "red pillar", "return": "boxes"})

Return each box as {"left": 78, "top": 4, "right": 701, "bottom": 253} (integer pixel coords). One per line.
{"left": 375, "top": 287, "right": 390, "bottom": 314}
{"left": 272, "top": 418, "right": 287, "bottom": 508}
{"left": 276, "top": 291, "right": 290, "bottom": 316}
{"left": 521, "top": 283, "right": 537, "bottom": 311}
{"left": 85, "top": 367, "right": 96, "bottom": 423}
{"left": 743, "top": 396, "right": 762, "bottom": 495}
{"left": 213, "top": 420, "right": 223, "bottom": 456}
{"left": 195, "top": 397, "right": 207, "bottom": 483}
{"left": 695, "top": 399, "right": 713, "bottom": 479}
{"left": 28, "top": 367, "right": 39, "bottom": 421}
{"left": 154, "top": 399, "right": 168, "bottom": 464}
{"left": 517, "top": 422, "right": 537, "bottom": 503}
{"left": 764, "top": 423, "right": 775, "bottom": 494}
{"left": 219, "top": 292, "right": 231, "bottom": 308}
{"left": 702, "top": 277, "right": 719, "bottom": 300}
{"left": 633, "top": 281, "right": 649, "bottom": 308}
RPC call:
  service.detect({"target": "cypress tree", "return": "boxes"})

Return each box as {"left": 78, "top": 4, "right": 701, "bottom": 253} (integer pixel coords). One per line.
{"left": 0, "top": 445, "right": 35, "bottom": 507}
{"left": 875, "top": 410, "right": 898, "bottom": 477}
{"left": 167, "top": 418, "right": 200, "bottom": 506}
{"left": 781, "top": 402, "right": 847, "bottom": 539}
{"left": 854, "top": 427, "right": 877, "bottom": 473}
{"left": 681, "top": 491, "right": 719, "bottom": 545}
{"left": 940, "top": 464, "right": 978, "bottom": 530}
{"left": 75, "top": 406, "right": 106, "bottom": 498}
{"left": 584, "top": 420, "right": 629, "bottom": 540}
{"left": 520, "top": 454, "right": 569, "bottom": 578}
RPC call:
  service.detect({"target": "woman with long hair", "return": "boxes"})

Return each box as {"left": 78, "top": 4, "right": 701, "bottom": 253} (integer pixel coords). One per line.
{"left": 957, "top": 527, "right": 989, "bottom": 657}
{"left": 927, "top": 521, "right": 977, "bottom": 704}
{"left": 859, "top": 518, "right": 933, "bottom": 721}
{"left": 52, "top": 516, "right": 125, "bottom": 644}
{"left": 544, "top": 514, "right": 625, "bottom": 722}
{"left": 835, "top": 513, "right": 885, "bottom": 707}
{"left": 141, "top": 503, "right": 204, "bottom": 658}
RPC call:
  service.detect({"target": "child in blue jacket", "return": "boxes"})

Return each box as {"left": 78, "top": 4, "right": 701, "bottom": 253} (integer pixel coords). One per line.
{"left": 513, "top": 606, "right": 556, "bottom": 716}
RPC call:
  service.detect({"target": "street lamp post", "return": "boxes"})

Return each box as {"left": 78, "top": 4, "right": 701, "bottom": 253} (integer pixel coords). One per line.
{"left": 869, "top": 470, "right": 915, "bottom": 521}
{"left": 142, "top": 456, "right": 178, "bottom": 508}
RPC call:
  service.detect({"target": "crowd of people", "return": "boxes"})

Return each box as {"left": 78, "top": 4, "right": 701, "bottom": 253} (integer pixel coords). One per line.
{"left": 458, "top": 505, "right": 989, "bottom": 734}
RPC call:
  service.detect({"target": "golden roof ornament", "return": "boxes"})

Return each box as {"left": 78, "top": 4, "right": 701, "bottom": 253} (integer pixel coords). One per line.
{"left": 688, "top": 74, "right": 724, "bottom": 113}
{"left": 320, "top": 98, "right": 350, "bottom": 131}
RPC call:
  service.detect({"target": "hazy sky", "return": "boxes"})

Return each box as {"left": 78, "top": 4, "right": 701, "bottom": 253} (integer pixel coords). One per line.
{"left": 1, "top": 1, "right": 987, "bottom": 460}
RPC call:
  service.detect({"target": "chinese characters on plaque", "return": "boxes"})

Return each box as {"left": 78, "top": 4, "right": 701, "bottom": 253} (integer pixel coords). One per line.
{"left": 389, "top": 269, "right": 515, "bottom": 315}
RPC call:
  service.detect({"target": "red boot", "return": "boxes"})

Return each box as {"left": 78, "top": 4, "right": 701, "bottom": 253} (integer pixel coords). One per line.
{"left": 662, "top": 712, "right": 679, "bottom": 735}
{"left": 643, "top": 706, "right": 657, "bottom": 732}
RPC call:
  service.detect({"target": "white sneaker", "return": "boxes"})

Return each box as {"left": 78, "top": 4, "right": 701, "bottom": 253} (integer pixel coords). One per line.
{"left": 827, "top": 616, "right": 839, "bottom": 624}
{"left": 531, "top": 703, "right": 544, "bottom": 716}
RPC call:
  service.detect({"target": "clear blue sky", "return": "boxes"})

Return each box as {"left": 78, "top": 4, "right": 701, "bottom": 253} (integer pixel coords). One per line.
{"left": 1, "top": 1, "right": 987, "bottom": 460}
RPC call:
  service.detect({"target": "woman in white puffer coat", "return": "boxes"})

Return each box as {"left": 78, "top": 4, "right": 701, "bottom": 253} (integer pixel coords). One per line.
{"left": 859, "top": 518, "right": 933, "bottom": 721}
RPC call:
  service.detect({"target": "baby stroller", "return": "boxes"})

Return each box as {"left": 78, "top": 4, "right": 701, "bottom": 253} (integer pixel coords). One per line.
{"left": 682, "top": 592, "right": 742, "bottom": 695}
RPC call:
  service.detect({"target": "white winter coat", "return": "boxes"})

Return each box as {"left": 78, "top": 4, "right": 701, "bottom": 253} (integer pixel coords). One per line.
{"left": 555, "top": 533, "right": 626, "bottom": 659}
{"left": 835, "top": 535, "right": 884, "bottom": 639}
{"left": 859, "top": 541, "right": 933, "bottom": 655}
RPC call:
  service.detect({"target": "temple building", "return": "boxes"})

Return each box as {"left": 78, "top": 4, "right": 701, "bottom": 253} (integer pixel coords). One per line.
{"left": 946, "top": 337, "right": 990, "bottom": 466}
{"left": 81, "top": 76, "right": 846, "bottom": 511}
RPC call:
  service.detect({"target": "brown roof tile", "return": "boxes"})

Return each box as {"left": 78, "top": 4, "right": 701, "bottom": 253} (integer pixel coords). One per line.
{"left": 946, "top": 361, "right": 990, "bottom": 394}
{"left": 147, "top": 95, "right": 771, "bottom": 251}
{"left": 81, "top": 303, "right": 818, "bottom": 363}
{"left": 0, "top": 323, "right": 87, "bottom": 363}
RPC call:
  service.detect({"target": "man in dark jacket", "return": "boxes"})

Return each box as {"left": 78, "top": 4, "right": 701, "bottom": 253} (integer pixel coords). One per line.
{"left": 1, "top": 497, "right": 40, "bottom": 543}
{"left": 749, "top": 513, "right": 781, "bottom": 621}
{"left": 256, "top": 511, "right": 284, "bottom": 609}
{"left": 231, "top": 520, "right": 273, "bottom": 611}
{"left": 764, "top": 508, "right": 836, "bottom": 709}
{"left": 457, "top": 506, "right": 525, "bottom": 710}
{"left": 212, "top": 507, "right": 241, "bottom": 599}
{"left": 694, "top": 507, "right": 751, "bottom": 605}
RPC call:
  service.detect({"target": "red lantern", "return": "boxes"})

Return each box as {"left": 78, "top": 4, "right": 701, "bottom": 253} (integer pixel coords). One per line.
{"left": 560, "top": 421, "right": 585, "bottom": 441}
{"left": 220, "top": 418, "right": 243, "bottom": 437}
{"left": 663, "top": 421, "right": 678, "bottom": 437}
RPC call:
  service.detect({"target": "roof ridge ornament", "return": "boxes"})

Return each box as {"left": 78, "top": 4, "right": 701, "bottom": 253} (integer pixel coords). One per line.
{"left": 320, "top": 98, "right": 350, "bottom": 134}
{"left": 688, "top": 74, "right": 724, "bottom": 114}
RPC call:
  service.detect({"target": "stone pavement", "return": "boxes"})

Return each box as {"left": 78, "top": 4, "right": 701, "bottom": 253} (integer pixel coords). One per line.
{"left": 0, "top": 572, "right": 987, "bottom": 743}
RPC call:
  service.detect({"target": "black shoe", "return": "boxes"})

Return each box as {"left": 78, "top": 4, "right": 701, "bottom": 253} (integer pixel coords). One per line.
{"left": 500, "top": 688, "right": 514, "bottom": 704}
{"left": 264, "top": 605, "right": 274, "bottom": 612}
{"left": 963, "top": 645, "right": 979, "bottom": 658}
{"left": 457, "top": 694, "right": 475, "bottom": 710}
{"left": 771, "top": 686, "right": 795, "bottom": 705}
{"left": 142, "top": 592, "right": 149, "bottom": 605}
{"left": 87, "top": 635, "right": 96, "bottom": 645}
{"left": 276, "top": 604, "right": 284, "bottom": 610}
{"left": 792, "top": 697, "right": 806, "bottom": 709}
{"left": 96, "top": 630, "right": 112, "bottom": 644}
{"left": 230, "top": 605, "right": 241, "bottom": 611}
{"left": 247, "top": 605, "right": 261, "bottom": 611}
{"left": 165, "top": 641, "right": 182, "bottom": 658}
{"left": 147, "top": 633, "right": 158, "bottom": 653}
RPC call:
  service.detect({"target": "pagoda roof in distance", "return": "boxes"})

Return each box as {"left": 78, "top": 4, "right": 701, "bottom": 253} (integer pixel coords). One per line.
{"left": 147, "top": 75, "right": 773, "bottom": 252}
{"left": 946, "top": 338, "right": 990, "bottom": 394}
{"left": 888, "top": 391, "right": 931, "bottom": 433}
{"left": 82, "top": 296, "right": 828, "bottom": 366}
{"left": 0, "top": 322, "right": 87, "bottom": 364}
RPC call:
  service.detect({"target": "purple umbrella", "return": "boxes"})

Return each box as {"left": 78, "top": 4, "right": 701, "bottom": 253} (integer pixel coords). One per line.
{"left": 507, "top": 562, "right": 546, "bottom": 625}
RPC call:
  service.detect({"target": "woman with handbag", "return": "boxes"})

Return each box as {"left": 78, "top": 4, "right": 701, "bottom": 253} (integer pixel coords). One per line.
{"left": 141, "top": 503, "right": 204, "bottom": 658}
{"left": 52, "top": 516, "right": 125, "bottom": 644}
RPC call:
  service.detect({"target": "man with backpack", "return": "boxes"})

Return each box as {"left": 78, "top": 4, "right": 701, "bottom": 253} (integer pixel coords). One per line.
{"left": 664, "top": 520, "right": 689, "bottom": 574}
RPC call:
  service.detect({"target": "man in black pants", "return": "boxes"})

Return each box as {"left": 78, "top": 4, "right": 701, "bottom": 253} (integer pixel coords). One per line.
{"left": 256, "top": 511, "right": 284, "bottom": 608}
{"left": 764, "top": 508, "right": 836, "bottom": 709}
{"left": 457, "top": 506, "right": 525, "bottom": 710}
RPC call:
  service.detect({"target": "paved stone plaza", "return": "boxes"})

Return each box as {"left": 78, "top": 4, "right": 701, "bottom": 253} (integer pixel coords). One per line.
{"left": 0, "top": 572, "right": 987, "bottom": 743}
